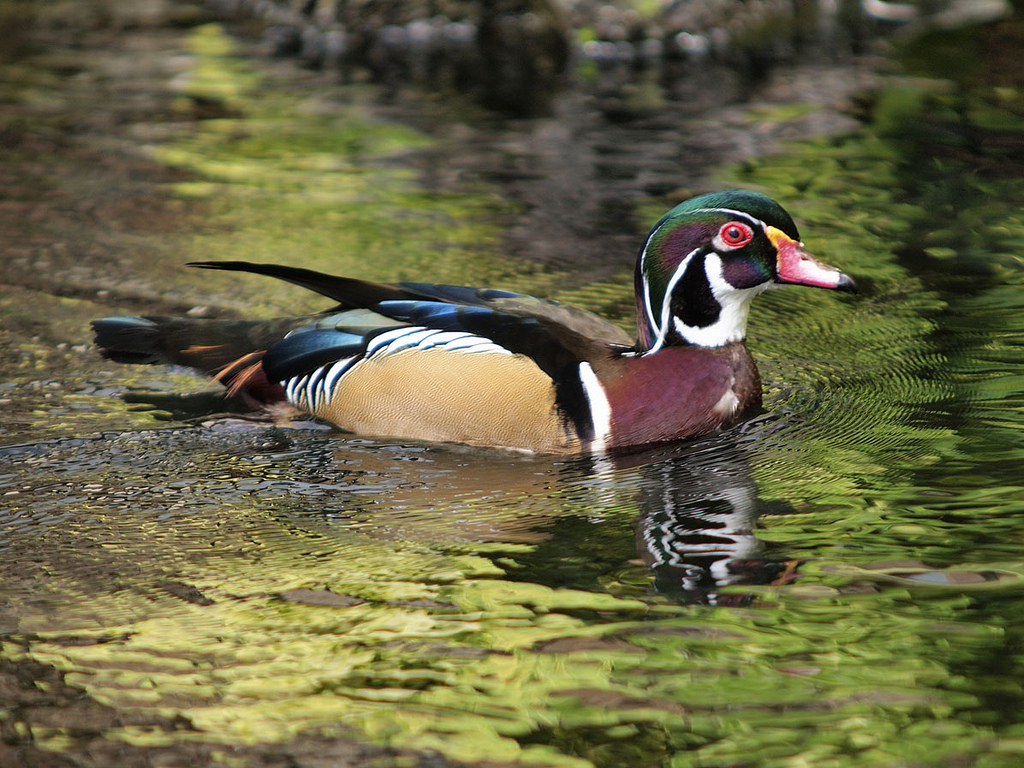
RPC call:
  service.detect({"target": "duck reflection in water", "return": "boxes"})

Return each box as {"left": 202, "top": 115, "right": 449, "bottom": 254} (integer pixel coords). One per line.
{"left": 624, "top": 424, "right": 797, "bottom": 606}
{"left": 270, "top": 424, "right": 798, "bottom": 608}
{"left": 133, "top": 412, "right": 798, "bottom": 608}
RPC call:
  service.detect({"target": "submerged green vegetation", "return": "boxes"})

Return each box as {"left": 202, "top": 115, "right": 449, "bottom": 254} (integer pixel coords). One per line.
{"left": 155, "top": 24, "right": 570, "bottom": 319}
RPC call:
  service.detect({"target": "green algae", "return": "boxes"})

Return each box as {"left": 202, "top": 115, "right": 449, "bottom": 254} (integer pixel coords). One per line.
{"left": 10, "top": 486, "right": 1010, "bottom": 766}
{"left": 152, "top": 24, "right": 569, "bottom": 320}
{"left": 0, "top": 288, "right": 217, "bottom": 443}
{"left": 4, "top": 478, "right": 652, "bottom": 764}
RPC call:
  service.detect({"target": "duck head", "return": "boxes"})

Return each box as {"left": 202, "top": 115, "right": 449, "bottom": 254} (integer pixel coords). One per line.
{"left": 635, "top": 190, "right": 855, "bottom": 352}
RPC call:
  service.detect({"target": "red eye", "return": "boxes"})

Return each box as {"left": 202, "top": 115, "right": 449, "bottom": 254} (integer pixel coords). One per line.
{"left": 719, "top": 222, "right": 753, "bottom": 248}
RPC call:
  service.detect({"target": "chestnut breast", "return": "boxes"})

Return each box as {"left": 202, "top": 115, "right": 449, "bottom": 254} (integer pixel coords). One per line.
{"left": 598, "top": 343, "right": 761, "bottom": 449}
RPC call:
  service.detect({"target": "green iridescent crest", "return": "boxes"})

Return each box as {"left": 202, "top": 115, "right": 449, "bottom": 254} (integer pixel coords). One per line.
{"left": 652, "top": 189, "right": 801, "bottom": 240}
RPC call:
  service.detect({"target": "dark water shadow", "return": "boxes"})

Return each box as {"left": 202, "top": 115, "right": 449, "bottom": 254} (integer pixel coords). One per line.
{"left": 625, "top": 427, "right": 799, "bottom": 605}
{"left": 430, "top": 415, "right": 804, "bottom": 607}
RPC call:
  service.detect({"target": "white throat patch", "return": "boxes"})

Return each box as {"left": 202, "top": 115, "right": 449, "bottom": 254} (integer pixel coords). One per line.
{"left": 646, "top": 252, "right": 768, "bottom": 352}
{"left": 671, "top": 254, "right": 769, "bottom": 348}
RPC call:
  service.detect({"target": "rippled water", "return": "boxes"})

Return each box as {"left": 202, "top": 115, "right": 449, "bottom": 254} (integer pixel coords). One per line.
{"left": 5, "top": 250, "right": 1024, "bottom": 764}
{"left": 4, "top": 13, "right": 1024, "bottom": 768}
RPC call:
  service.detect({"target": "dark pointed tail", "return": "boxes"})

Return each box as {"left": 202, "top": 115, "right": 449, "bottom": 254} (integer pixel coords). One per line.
{"left": 91, "top": 316, "right": 170, "bottom": 365}
{"left": 91, "top": 315, "right": 301, "bottom": 403}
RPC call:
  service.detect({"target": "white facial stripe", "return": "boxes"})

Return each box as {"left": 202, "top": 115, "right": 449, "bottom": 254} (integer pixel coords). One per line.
{"left": 645, "top": 247, "right": 699, "bottom": 355}
{"left": 641, "top": 264, "right": 658, "bottom": 337}
{"left": 640, "top": 218, "right": 674, "bottom": 336}
{"left": 689, "top": 208, "right": 764, "bottom": 229}
{"left": 578, "top": 362, "right": 611, "bottom": 453}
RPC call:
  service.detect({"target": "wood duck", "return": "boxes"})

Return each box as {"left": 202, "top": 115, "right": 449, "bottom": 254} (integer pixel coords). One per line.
{"left": 92, "top": 189, "right": 854, "bottom": 453}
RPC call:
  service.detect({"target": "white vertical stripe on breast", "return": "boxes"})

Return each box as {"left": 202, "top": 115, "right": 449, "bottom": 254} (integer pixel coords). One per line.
{"left": 712, "top": 374, "right": 739, "bottom": 417}
{"left": 578, "top": 362, "right": 612, "bottom": 453}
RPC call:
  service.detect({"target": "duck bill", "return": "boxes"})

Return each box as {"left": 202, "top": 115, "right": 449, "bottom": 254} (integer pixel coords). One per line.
{"left": 766, "top": 226, "right": 856, "bottom": 292}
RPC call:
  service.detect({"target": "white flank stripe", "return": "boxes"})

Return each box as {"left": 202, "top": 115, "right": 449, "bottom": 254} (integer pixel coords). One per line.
{"left": 286, "top": 374, "right": 309, "bottom": 406}
{"left": 419, "top": 330, "right": 471, "bottom": 347}
{"left": 451, "top": 341, "right": 512, "bottom": 355}
{"left": 322, "top": 358, "right": 354, "bottom": 395}
{"left": 364, "top": 326, "right": 421, "bottom": 354}
{"left": 578, "top": 362, "right": 612, "bottom": 453}
{"left": 306, "top": 370, "right": 323, "bottom": 411}
{"left": 371, "top": 328, "right": 439, "bottom": 356}
{"left": 436, "top": 333, "right": 477, "bottom": 349}
{"left": 367, "top": 326, "right": 513, "bottom": 357}
{"left": 438, "top": 331, "right": 505, "bottom": 354}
